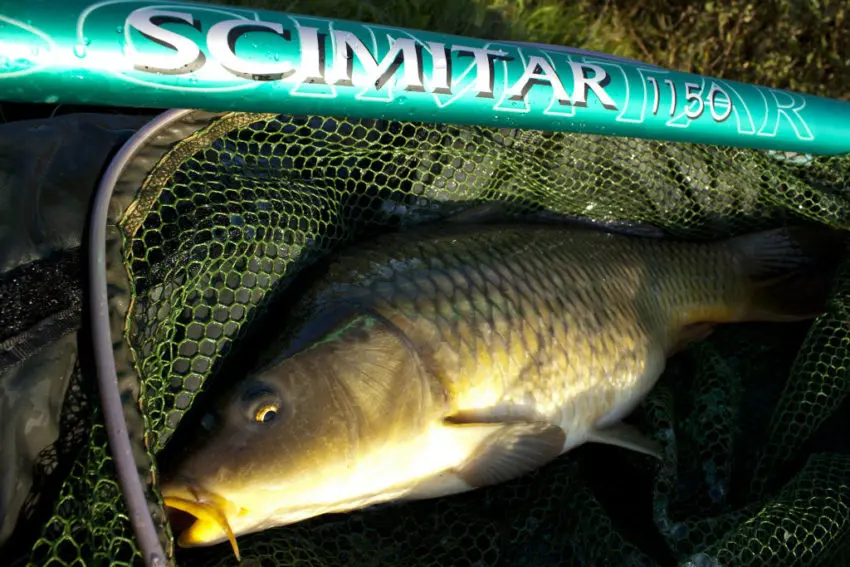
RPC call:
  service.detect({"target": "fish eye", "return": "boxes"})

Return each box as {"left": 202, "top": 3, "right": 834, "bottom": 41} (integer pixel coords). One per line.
{"left": 238, "top": 380, "right": 283, "bottom": 425}
{"left": 254, "top": 403, "right": 280, "bottom": 424}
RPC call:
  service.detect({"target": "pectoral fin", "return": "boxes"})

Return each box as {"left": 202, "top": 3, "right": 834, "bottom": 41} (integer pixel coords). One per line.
{"left": 586, "top": 422, "right": 662, "bottom": 460}
{"left": 444, "top": 414, "right": 566, "bottom": 488}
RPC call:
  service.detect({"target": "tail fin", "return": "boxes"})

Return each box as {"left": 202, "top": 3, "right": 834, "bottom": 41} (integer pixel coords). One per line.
{"left": 728, "top": 225, "right": 846, "bottom": 322}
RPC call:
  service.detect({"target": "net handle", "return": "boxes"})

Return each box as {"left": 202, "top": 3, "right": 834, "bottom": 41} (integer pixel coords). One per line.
{"left": 88, "top": 108, "right": 196, "bottom": 567}
{"left": 0, "top": 1, "right": 847, "bottom": 155}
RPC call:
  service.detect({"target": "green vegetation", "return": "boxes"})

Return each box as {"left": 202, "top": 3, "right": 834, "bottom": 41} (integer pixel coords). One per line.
{"left": 210, "top": 0, "right": 850, "bottom": 100}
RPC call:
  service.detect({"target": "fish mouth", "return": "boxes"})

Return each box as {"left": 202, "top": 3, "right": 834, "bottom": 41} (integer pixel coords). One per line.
{"left": 161, "top": 481, "right": 243, "bottom": 561}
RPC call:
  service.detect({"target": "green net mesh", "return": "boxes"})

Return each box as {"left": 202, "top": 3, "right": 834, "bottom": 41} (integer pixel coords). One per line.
{"left": 23, "top": 112, "right": 850, "bottom": 566}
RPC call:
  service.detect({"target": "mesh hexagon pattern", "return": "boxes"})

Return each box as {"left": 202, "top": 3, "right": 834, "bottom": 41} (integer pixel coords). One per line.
{"left": 27, "top": 113, "right": 850, "bottom": 567}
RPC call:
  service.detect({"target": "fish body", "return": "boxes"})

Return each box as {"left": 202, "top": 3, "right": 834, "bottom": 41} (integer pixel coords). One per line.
{"left": 160, "top": 221, "right": 838, "bottom": 558}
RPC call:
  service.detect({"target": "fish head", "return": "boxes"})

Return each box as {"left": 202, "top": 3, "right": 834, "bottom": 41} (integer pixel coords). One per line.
{"left": 159, "top": 310, "right": 446, "bottom": 556}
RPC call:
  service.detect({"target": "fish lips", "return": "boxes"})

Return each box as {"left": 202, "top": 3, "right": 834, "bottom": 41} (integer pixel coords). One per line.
{"left": 160, "top": 479, "right": 244, "bottom": 559}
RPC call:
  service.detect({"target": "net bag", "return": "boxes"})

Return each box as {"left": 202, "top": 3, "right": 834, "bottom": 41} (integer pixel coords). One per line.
{"left": 24, "top": 108, "right": 850, "bottom": 567}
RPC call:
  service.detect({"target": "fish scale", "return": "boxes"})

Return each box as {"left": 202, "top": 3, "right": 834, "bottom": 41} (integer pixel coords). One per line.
{"left": 347, "top": 226, "right": 714, "bottom": 425}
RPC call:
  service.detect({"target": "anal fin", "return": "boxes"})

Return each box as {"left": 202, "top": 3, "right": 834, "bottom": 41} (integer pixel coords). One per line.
{"left": 587, "top": 422, "right": 662, "bottom": 460}
{"left": 670, "top": 322, "right": 716, "bottom": 355}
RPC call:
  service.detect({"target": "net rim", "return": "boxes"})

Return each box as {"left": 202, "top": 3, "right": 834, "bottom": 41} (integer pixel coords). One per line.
{"left": 88, "top": 108, "right": 200, "bottom": 567}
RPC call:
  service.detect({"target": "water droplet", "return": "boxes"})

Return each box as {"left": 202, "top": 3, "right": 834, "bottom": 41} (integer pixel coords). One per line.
{"left": 45, "top": 95, "right": 59, "bottom": 103}
{"left": 272, "top": 53, "right": 280, "bottom": 61}
{"left": 84, "top": 37, "right": 91, "bottom": 46}
{"left": 73, "top": 44, "right": 86, "bottom": 58}
{"left": 116, "top": 25, "right": 124, "bottom": 33}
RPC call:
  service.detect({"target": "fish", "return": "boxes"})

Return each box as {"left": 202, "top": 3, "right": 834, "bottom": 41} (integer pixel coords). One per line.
{"left": 158, "top": 217, "right": 841, "bottom": 561}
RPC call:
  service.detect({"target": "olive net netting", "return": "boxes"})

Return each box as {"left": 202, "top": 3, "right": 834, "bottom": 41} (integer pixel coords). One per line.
{"left": 22, "top": 111, "right": 850, "bottom": 567}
